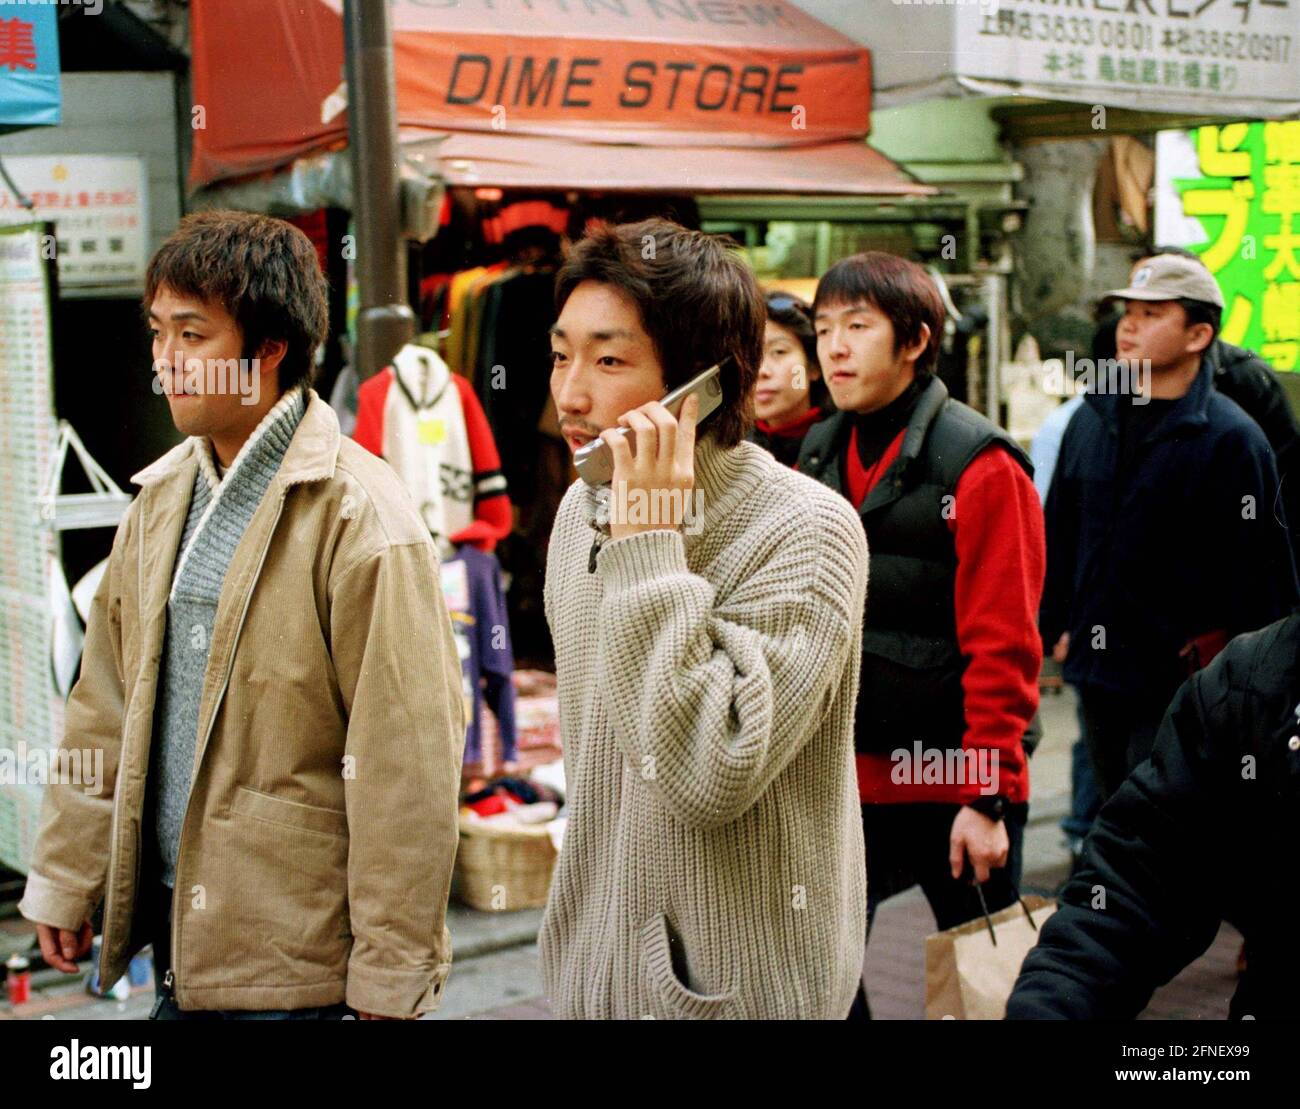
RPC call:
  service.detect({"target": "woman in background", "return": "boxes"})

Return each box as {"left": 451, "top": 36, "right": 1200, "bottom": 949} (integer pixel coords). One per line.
{"left": 749, "top": 291, "right": 830, "bottom": 467}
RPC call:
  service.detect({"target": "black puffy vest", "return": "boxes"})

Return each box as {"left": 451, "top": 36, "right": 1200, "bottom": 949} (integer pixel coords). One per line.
{"left": 798, "top": 378, "right": 1032, "bottom": 754}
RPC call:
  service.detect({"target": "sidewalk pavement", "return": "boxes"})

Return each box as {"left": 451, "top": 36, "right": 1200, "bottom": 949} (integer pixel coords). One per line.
{"left": 0, "top": 902, "right": 544, "bottom": 1021}
{"left": 1, "top": 685, "right": 1244, "bottom": 1020}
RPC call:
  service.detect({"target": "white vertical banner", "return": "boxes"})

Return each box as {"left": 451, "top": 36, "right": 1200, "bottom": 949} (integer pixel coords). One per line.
{"left": 0, "top": 222, "right": 61, "bottom": 874}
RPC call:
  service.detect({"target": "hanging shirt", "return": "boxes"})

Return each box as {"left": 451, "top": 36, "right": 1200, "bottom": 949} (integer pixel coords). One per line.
{"left": 353, "top": 344, "right": 510, "bottom": 552}
{"left": 441, "top": 545, "right": 517, "bottom": 764}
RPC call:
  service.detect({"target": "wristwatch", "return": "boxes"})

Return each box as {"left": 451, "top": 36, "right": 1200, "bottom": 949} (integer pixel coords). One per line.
{"left": 966, "top": 796, "right": 1008, "bottom": 822}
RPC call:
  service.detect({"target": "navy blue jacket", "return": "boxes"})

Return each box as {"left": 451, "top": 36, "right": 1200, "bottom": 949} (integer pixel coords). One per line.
{"left": 1041, "top": 357, "right": 1298, "bottom": 704}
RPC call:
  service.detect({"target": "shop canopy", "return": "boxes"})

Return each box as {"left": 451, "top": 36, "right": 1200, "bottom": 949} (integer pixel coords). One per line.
{"left": 0, "top": 2, "right": 60, "bottom": 132}
{"left": 189, "top": 0, "right": 929, "bottom": 199}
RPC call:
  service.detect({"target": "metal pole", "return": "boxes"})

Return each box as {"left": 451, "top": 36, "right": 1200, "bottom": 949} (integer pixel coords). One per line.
{"left": 345, "top": 0, "right": 414, "bottom": 380}
{"left": 984, "top": 273, "right": 1004, "bottom": 425}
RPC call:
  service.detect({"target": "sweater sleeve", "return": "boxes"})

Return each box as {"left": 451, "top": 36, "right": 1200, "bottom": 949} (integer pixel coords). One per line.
{"left": 947, "top": 447, "right": 1046, "bottom": 804}
{"left": 352, "top": 370, "right": 391, "bottom": 457}
{"left": 447, "top": 373, "right": 512, "bottom": 551}
{"left": 592, "top": 500, "right": 868, "bottom": 831}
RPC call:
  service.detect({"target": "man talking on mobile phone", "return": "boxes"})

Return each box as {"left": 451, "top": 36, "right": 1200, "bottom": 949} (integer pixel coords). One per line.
{"left": 542, "top": 218, "right": 869, "bottom": 1019}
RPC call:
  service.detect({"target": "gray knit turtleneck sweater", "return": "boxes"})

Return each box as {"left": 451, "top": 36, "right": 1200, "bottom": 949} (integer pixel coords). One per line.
{"left": 539, "top": 436, "right": 870, "bottom": 1019}
{"left": 151, "top": 387, "right": 307, "bottom": 888}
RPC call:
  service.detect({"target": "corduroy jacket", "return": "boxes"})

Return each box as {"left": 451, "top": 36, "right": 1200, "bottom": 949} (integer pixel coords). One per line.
{"left": 19, "top": 391, "right": 466, "bottom": 1017}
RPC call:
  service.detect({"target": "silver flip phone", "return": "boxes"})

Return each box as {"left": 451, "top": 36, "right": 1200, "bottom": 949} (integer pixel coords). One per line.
{"left": 573, "top": 362, "right": 725, "bottom": 487}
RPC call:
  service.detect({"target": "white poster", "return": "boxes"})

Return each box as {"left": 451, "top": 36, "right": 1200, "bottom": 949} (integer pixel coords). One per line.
{"left": 0, "top": 223, "right": 61, "bottom": 874}
{"left": 951, "top": 0, "right": 1299, "bottom": 118}
{"left": 0, "top": 155, "right": 148, "bottom": 291}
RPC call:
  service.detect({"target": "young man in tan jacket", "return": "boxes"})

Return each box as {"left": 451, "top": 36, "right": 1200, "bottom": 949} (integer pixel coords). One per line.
{"left": 19, "top": 211, "right": 465, "bottom": 1020}
{"left": 542, "top": 219, "right": 869, "bottom": 1019}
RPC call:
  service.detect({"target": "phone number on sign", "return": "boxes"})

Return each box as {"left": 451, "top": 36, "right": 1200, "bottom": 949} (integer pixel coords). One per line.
{"left": 980, "top": 14, "right": 1292, "bottom": 63}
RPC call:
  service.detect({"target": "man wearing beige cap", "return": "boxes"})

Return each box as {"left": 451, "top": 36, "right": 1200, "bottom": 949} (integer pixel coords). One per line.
{"left": 1041, "top": 254, "right": 1298, "bottom": 799}
{"left": 1129, "top": 246, "right": 1300, "bottom": 564}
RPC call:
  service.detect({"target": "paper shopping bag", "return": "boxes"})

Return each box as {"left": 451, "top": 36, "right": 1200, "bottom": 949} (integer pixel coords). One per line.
{"left": 925, "top": 894, "right": 1056, "bottom": 1020}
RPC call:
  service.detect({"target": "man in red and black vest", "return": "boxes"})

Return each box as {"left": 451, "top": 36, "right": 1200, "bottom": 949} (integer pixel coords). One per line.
{"left": 799, "top": 253, "right": 1046, "bottom": 1020}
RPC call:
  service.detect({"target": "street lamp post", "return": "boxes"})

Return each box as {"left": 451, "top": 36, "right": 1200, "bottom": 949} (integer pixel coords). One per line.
{"left": 344, "top": 0, "right": 415, "bottom": 380}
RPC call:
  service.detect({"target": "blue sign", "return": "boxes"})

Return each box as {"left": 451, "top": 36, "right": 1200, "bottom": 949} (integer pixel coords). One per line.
{"left": 0, "top": 3, "right": 60, "bottom": 129}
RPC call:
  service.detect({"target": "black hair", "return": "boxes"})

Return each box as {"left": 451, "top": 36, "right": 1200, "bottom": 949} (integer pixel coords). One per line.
{"left": 813, "top": 252, "right": 945, "bottom": 375}
{"left": 145, "top": 210, "right": 328, "bottom": 394}
{"left": 1177, "top": 297, "right": 1222, "bottom": 341}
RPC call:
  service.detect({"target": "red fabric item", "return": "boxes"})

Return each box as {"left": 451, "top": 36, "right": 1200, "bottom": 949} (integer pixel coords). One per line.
{"left": 447, "top": 374, "right": 511, "bottom": 551}
{"left": 482, "top": 200, "right": 569, "bottom": 245}
{"left": 844, "top": 424, "right": 905, "bottom": 508}
{"left": 755, "top": 405, "right": 823, "bottom": 441}
{"left": 467, "top": 795, "right": 508, "bottom": 817}
{"left": 849, "top": 444, "right": 1045, "bottom": 806}
{"left": 287, "top": 209, "right": 329, "bottom": 275}
{"left": 351, "top": 369, "right": 512, "bottom": 552}
{"left": 352, "top": 370, "right": 389, "bottom": 457}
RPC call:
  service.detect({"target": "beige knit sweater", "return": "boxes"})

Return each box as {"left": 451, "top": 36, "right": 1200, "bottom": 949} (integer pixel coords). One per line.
{"left": 540, "top": 436, "right": 869, "bottom": 1019}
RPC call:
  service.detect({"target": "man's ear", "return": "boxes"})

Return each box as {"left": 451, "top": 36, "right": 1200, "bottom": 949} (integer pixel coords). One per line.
{"left": 1186, "top": 323, "right": 1214, "bottom": 356}
{"left": 255, "top": 338, "right": 289, "bottom": 381}
{"left": 903, "top": 322, "right": 932, "bottom": 368}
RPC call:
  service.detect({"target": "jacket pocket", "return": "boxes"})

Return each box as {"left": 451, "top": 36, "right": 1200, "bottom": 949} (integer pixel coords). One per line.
{"left": 639, "top": 913, "right": 738, "bottom": 1020}
{"left": 231, "top": 786, "right": 348, "bottom": 838}
{"left": 210, "top": 787, "right": 352, "bottom": 992}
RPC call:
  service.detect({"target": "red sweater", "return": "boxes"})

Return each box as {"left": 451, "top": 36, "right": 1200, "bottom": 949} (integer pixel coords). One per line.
{"left": 845, "top": 426, "right": 1045, "bottom": 806}
{"left": 353, "top": 369, "right": 512, "bottom": 551}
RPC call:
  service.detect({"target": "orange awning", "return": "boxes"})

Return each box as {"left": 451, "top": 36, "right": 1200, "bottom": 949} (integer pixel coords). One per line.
{"left": 421, "top": 131, "right": 926, "bottom": 195}
{"left": 190, "top": 0, "right": 882, "bottom": 192}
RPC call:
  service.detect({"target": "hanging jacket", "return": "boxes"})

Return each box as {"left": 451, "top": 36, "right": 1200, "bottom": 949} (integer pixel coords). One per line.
{"left": 353, "top": 344, "right": 510, "bottom": 552}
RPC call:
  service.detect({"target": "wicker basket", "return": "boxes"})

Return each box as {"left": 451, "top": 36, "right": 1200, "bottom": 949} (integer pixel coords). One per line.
{"left": 453, "top": 818, "right": 558, "bottom": 912}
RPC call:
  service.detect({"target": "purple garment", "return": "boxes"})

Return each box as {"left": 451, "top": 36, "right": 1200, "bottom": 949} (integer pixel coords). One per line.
{"left": 442, "top": 546, "right": 517, "bottom": 763}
